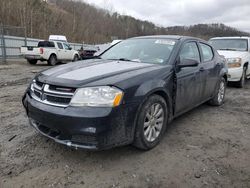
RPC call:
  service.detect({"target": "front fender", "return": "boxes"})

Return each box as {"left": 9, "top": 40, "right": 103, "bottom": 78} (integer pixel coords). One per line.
{"left": 219, "top": 67, "right": 228, "bottom": 81}
{"left": 133, "top": 75, "right": 174, "bottom": 122}
{"left": 134, "top": 79, "right": 167, "bottom": 97}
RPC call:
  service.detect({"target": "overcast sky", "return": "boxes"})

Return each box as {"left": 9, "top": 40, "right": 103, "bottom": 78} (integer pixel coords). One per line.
{"left": 82, "top": 0, "right": 250, "bottom": 32}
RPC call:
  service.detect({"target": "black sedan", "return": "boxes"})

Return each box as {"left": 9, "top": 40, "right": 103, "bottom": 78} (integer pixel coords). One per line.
{"left": 22, "top": 35, "right": 227, "bottom": 150}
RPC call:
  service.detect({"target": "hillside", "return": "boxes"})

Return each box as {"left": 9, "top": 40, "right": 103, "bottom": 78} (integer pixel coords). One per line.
{"left": 0, "top": 0, "right": 249, "bottom": 43}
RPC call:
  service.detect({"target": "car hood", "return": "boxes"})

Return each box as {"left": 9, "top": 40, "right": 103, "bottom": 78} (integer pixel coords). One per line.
{"left": 37, "top": 59, "right": 164, "bottom": 88}
{"left": 217, "top": 50, "right": 249, "bottom": 59}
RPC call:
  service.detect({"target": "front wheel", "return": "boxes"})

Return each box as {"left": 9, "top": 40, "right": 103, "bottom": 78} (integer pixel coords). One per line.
{"left": 236, "top": 66, "right": 247, "bottom": 88}
{"left": 72, "top": 54, "right": 79, "bottom": 62}
{"left": 209, "top": 77, "right": 226, "bottom": 106}
{"left": 133, "top": 95, "right": 168, "bottom": 150}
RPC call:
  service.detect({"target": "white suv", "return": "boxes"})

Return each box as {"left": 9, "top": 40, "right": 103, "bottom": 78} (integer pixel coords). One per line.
{"left": 209, "top": 37, "right": 250, "bottom": 87}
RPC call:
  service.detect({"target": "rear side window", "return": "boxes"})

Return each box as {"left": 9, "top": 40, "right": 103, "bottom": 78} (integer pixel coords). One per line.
{"left": 200, "top": 43, "right": 214, "bottom": 62}
{"left": 180, "top": 42, "right": 200, "bottom": 62}
{"left": 57, "top": 42, "right": 63, "bottom": 49}
{"left": 38, "top": 41, "right": 55, "bottom": 47}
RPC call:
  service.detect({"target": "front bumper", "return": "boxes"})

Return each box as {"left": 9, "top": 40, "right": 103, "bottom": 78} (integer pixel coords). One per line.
{"left": 227, "top": 67, "right": 243, "bottom": 82}
{"left": 22, "top": 93, "right": 140, "bottom": 150}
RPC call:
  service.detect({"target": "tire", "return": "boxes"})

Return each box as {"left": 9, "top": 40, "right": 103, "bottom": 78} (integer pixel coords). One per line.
{"left": 133, "top": 95, "right": 168, "bottom": 150}
{"left": 236, "top": 66, "right": 247, "bottom": 88}
{"left": 27, "top": 59, "right": 37, "bottom": 65}
{"left": 72, "top": 54, "right": 79, "bottom": 62}
{"left": 209, "top": 77, "right": 226, "bottom": 106}
{"left": 48, "top": 54, "right": 57, "bottom": 66}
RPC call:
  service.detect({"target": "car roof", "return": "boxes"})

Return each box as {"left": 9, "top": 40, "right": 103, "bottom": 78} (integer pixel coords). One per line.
{"left": 210, "top": 36, "right": 250, "bottom": 40}
{"left": 130, "top": 35, "right": 208, "bottom": 43}
{"left": 131, "top": 35, "right": 201, "bottom": 40}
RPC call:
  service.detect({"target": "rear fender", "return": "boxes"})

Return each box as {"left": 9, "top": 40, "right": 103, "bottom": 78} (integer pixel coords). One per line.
{"left": 212, "top": 68, "right": 227, "bottom": 97}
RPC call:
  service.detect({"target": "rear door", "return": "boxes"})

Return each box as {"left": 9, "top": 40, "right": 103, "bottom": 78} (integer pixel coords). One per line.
{"left": 175, "top": 41, "right": 203, "bottom": 114}
{"left": 198, "top": 42, "right": 218, "bottom": 99}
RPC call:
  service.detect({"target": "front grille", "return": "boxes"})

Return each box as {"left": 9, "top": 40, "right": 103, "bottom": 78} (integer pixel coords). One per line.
{"left": 34, "top": 90, "right": 41, "bottom": 98}
{"left": 72, "top": 135, "right": 97, "bottom": 145}
{"left": 31, "top": 81, "right": 75, "bottom": 107}
{"left": 36, "top": 81, "right": 43, "bottom": 88}
{"left": 39, "top": 124, "right": 61, "bottom": 138}
{"left": 46, "top": 95, "right": 72, "bottom": 104}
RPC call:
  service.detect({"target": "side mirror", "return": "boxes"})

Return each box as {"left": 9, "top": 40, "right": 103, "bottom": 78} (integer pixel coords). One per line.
{"left": 69, "top": 47, "right": 72, "bottom": 50}
{"left": 178, "top": 58, "right": 199, "bottom": 68}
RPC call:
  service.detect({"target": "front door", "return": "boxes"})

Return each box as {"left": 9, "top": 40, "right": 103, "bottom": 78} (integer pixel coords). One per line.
{"left": 56, "top": 42, "right": 64, "bottom": 60}
{"left": 62, "top": 43, "right": 73, "bottom": 60}
{"left": 175, "top": 41, "right": 202, "bottom": 114}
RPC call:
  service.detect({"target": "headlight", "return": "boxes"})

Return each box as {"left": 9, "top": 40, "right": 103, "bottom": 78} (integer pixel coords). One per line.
{"left": 227, "top": 58, "right": 242, "bottom": 68}
{"left": 70, "top": 86, "right": 123, "bottom": 107}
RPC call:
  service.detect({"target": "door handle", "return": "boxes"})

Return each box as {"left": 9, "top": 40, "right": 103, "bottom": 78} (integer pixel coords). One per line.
{"left": 199, "top": 67, "right": 205, "bottom": 72}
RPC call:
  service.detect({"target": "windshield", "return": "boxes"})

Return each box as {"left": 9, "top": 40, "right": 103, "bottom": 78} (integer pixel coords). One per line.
{"left": 209, "top": 39, "right": 248, "bottom": 51}
{"left": 100, "top": 38, "right": 177, "bottom": 64}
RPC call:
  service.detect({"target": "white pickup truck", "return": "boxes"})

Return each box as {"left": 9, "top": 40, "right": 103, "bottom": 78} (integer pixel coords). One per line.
{"left": 209, "top": 37, "right": 250, "bottom": 87}
{"left": 20, "top": 40, "right": 79, "bottom": 66}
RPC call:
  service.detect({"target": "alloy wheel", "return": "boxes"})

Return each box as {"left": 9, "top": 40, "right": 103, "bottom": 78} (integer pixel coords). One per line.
{"left": 143, "top": 103, "right": 164, "bottom": 142}
{"left": 218, "top": 81, "right": 225, "bottom": 103}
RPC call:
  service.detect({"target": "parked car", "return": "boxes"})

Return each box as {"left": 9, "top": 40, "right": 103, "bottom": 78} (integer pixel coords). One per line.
{"left": 209, "top": 37, "right": 250, "bottom": 87}
{"left": 78, "top": 46, "right": 97, "bottom": 60}
{"left": 22, "top": 35, "right": 227, "bottom": 150}
{"left": 20, "top": 40, "right": 79, "bottom": 66}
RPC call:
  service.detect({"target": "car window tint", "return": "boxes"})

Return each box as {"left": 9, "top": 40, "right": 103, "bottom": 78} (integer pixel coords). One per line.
{"left": 200, "top": 43, "right": 214, "bottom": 62}
{"left": 57, "top": 42, "right": 63, "bottom": 49}
{"left": 180, "top": 42, "right": 200, "bottom": 62}
{"left": 38, "top": 41, "right": 55, "bottom": 47}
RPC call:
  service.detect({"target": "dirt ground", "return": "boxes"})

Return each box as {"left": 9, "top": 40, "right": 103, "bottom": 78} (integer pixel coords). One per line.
{"left": 0, "top": 61, "right": 250, "bottom": 188}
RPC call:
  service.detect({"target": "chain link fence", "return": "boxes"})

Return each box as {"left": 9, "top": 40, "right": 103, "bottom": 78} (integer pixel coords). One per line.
{"left": 0, "top": 24, "right": 27, "bottom": 63}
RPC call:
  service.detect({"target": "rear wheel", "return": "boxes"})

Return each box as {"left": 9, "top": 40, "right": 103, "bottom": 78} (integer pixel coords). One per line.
{"left": 27, "top": 59, "right": 37, "bottom": 65}
{"left": 133, "top": 95, "right": 168, "bottom": 150}
{"left": 236, "top": 66, "right": 247, "bottom": 88}
{"left": 209, "top": 77, "right": 226, "bottom": 106}
{"left": 48, "top": 55, "right": 57, "bottom": 66}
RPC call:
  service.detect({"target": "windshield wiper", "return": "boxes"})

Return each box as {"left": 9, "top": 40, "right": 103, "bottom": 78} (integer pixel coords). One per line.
{"left": 91, "top": 56, "right": 102, "bottom": 59}
{"left": 108, "top": 58, "right": 140, "bottom": 62}
{"left": 219, "top": 48, "right": 237, "bottom": 51}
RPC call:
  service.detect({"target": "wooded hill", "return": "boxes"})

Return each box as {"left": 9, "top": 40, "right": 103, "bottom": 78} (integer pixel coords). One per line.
{"left": 0, "top": 0, "right": 249, "bottom": 44}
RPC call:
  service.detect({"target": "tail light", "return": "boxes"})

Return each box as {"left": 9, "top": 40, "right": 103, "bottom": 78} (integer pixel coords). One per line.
{"left": 40, "top": 48, "right": 44, "bottom": 54}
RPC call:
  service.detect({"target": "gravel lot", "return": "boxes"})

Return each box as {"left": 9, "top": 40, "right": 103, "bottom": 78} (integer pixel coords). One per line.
{"left": 0, "top": 61, "right": 250, "bottom": 188}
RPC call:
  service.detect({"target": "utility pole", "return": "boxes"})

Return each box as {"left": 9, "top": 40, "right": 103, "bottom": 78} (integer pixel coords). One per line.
{"left": 0, "top": 23, "right": 6, "bottom": 64}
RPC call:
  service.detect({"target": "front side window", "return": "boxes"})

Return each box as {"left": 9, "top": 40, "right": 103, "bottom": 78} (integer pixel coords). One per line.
{"left": 63, "top": 43, "right": 71, "bottom": 50}
{"left": 209, "top": 39, "right": 248, "bottom": 51}
{"left": 101, "top": 38, "right": 177, "bottom": 64}
{"left": 200, "top": 43, "right": 214, "bottom": 62}
{"left": 179, "top": 42, "right": 200, "bottom": 63}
